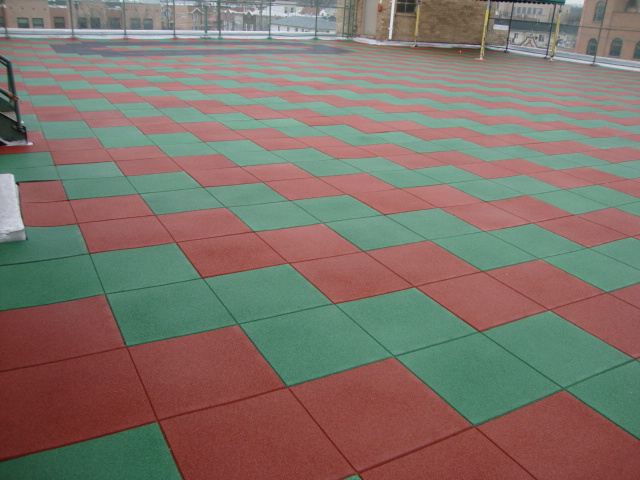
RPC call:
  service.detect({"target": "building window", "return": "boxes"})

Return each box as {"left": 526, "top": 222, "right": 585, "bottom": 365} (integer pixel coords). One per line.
{"left": 143, "top": 18, "right": 153, "bottom": 29}
{"left": 17, "top": 17, "right": 30, "bottom": 28}
{"left": 193, "top": 13, "right": 200, "bottom": 23}
{"left": 130, "top": 18, "right": 141, "bottom": 29}
{"left": 634, "top": 41, "right": 640, "bottom": 59}
{"left": 609, "top": 38, "right": 622, "bottom": 57}
{"left": 32, "top": 18, "right": 44, "bottom": 28}
{"left": 108, "top": 17, "right": 120, "bottom": 29}
{"left": 624, "top": 0, "right": 638, "bottom": 12}
{"left": 0, "top": 17, "right": 5, "bottom": 28}
{"left": 396, "top": 0, "right": 417, "bottom": 13}
{"left": 90, "top": 17, "right": 101, "bottom": 28}
{"left": 587, "top": 38, "right": 598, "bottom": 55}
{"left": 593, "top": 1, "right": 605, "bottom": 21}
{"left": 54, "top": 17, "right": 65, "bottom": 28}
{"left": 538, "top": 35, "right": 545, "bottom": 42}
{"left": 78, "top": 17, "right": 88, "bottom": 28}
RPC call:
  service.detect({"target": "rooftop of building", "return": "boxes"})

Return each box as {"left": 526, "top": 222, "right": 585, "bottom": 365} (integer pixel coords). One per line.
{"left": 0, "top": 37, "right": 639, "bottom": 479}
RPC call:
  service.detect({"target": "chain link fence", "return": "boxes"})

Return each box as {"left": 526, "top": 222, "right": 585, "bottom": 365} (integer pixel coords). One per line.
{"left": 0, "top": 0, "right": 357, "bottom": 39}
{"left": 487, "top": 1, "right": 640, "bottom": 68}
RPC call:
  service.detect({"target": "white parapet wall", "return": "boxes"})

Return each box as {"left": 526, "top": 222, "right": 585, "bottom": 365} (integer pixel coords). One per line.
{"left": 0, "top": 174, "right": 26, "bottom": 242}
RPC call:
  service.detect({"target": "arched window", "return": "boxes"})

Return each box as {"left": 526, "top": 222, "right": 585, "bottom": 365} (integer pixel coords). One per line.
{"left": 587, "top": 38, "right": 598, "bottom": 55}
{"left": 624, "top": 0, "right": 638, "bottom": 12}
{"left": 634, "top": 41, "right": 640, "bottom": 59}
{"left": 593, "top": 1, "right": 606, "bottom": 21}
{"left": 609, "top": 38, "right": 622, "bottom": 57}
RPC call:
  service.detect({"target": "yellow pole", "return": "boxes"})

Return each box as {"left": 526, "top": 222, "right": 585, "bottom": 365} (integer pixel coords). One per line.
{"left": 550, "top": 7, "right": 563, "bottom": 58}
{"left": 412, "top": 0, "right": 421, "bottom": 47}
{"left": 478, "top": 0, "right": 491, "bottom": 60}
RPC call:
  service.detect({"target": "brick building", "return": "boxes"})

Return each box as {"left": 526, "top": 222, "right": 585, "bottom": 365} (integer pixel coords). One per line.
{"left": 353, "top": 0, "right": 502, "bottom": 45}
{"left": 576, "top": 0, "right": 640, "bottom": 60}
{"left": 1, "top": 0, "right": 161, "bottom": 31}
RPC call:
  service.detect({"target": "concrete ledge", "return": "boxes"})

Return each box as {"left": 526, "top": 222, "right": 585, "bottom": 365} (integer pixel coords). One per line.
{"left": 0, "top": 174, "right": 26, "bottom": 242}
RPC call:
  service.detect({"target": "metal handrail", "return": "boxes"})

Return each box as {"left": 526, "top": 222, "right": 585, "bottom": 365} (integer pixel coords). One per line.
{"left": 0, "top": 54, "right": 27, "bottom": 142}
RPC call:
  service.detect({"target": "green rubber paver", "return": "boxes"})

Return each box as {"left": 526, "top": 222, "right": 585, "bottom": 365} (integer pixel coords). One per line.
{"left": 92, "top": 244, "right": 199, "bottom": 293}
{"left": 370, "top": 170, "right": 439, "bottom": 188}
{"left": 417, "top": 166, "right": 482, "bottom": 184}
{"left": 230, "top": 201, "right": 320, "bottom": 231}
{"left": 0, "top": 152, "right": 53, "bottom": 169}
{"left": 618, "top": 202, "right": 640, "bottom": 216}
{"left": 327, "top": 215, "right": 424, "bottom": 251}
{"left": 570, "top": 185, "right": 639, "bottom": 207}
{"left": 71, "top": 98, "right": 118, "bottom": 112}
{"left": 207, "top": 183, "right": 286, "bottom": 207}
{"left": 546, "top": 249, "right": 640, "bottom": 292}
{"left": 41, "top": 121, "right": 94, "bottom": 139}
{"left": 343, "top": 157, "right": 406, "bottom": 173}
{"left": 241, "top": 305, "right": 390, "bottom": 386}
{"left": 147, "top": 132, "right": 202, "bottom": 145}
{"left": 57, "top": 163, "right": 123, "bottom": 180}
{"left": 569, "top": 361, "right": 640, "bottom": 439}
{"left": 93, "top": 126, "right": 144, "bottom": 138}
{"left": 486, "top": 312, "right": 631, "bottom": 387}
{"left": 141, "top": 188, "right": 222, "bottom": 215}
{"left": 453, "top": 180, "right": 522, "bottom": 201}
{"left": 489, "top": 224, "right": 583, "bottom": 259}
{"left": 273, "top": 148, "right": 333, "bottom": 163}
{"left": 0, "top": 424, "right": 181, "bottom": 480}
{"left": 128, "top": 172, "right": 200, "bottom": 194}
{"left": 593, "top": 238, "right": 640, "bottom": 270}
{"left": 533, "top": 190, "right": 608, "bottom": 215}
{"left": 225, "top": 150, "right": 288, "bottom": 167}
{"left": 399, "top": 333, "right": 560, "bottom": 425}
{"left": 62, "top": 177, "right": 136, "bottom": 200}
{"left": 0, "top": 226, "right": 87, "bottom": 266}
{"left": 295, "top": 195, "right": 380, "bottom": 222}
{"left": 108, "top": 279, "right": 234, "bottom": 346}
{"left": 158, "top": 143, "right": 217, "bottom": 157}
{"left": 0, "top": 255, "right": 103, "bottom": 311}
{"left": 209, "top": 140, "right": 264, "bottom": 155}
{"left": 492, "top": 176, "right": 559, "bottom": 195}
{"left": 296, "top": 159, "right": 362, "bottom": 176}
{"left": 338, "top": 288, "right": 474, "bottom": 355}
{"left": 434, "top": 232, "right": 535, "bottom": 270}
{"left": 390, "top": 209, "right": 480, "bottom": 239}
{"left": 206, "top": 265, "right": 331, "bottom": 324}
{"left": 2, "top": 166, "right": 60, "bottom": 182}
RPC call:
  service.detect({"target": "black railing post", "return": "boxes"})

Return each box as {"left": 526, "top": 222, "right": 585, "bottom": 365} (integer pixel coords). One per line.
{"left": 204, "top": 3, "right": 209, "bottom": 36}
{"left": 123, "top": 0, "right": 128, "bottom": 37}
{"left": 68, "top": 0, "right": 76, "bottom": 38}
{"left": 268, "top": 0, "right": 272, "bottom": 39}
{"left": 544, "top": 4, "right": 556, "bottom": 58}
{"left": 593, "top": 0, "right": 608, "bottom": 65}
{"left": 313, "top": 0, "right": 319, "bottom": 39}
{"left": 217, "top": 0, "right": 222, "bottom": 39}
{"left": 505, "top": 2, "right": 514, "bottom": 52}
{"left": 173, "top": 0, "right": 177, "bottom": 38}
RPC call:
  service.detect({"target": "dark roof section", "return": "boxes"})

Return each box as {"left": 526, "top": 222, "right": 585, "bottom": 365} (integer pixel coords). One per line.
{"left": 494, "top": 18, "right": 579, "bottom": 34}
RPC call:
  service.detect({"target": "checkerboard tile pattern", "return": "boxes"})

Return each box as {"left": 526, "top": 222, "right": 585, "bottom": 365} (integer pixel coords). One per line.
{"left": 1, "top": 38, "right": 639, "bottom": 478}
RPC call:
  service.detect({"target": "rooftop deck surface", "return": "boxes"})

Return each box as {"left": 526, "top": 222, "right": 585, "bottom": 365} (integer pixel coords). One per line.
{"left": 0, "top": 38, "right": 639, "bottom": 479}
